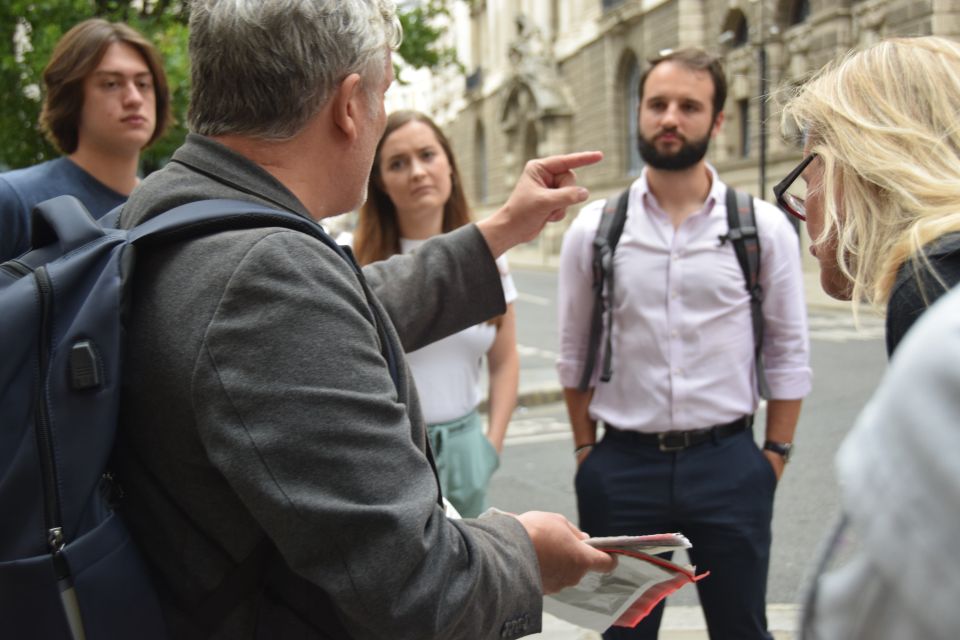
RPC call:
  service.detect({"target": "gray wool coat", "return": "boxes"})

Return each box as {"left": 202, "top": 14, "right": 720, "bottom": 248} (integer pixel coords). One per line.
{"left": 115, "top": 135, "right": 542, "bottom": 639}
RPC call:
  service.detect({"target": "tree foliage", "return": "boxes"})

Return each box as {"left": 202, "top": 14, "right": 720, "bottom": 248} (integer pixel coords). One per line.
{"left": 0, "top": 1, "right": 457, "bottom": 172}
{"left": 396, "top": 0, "right": 460, "bottom": 82}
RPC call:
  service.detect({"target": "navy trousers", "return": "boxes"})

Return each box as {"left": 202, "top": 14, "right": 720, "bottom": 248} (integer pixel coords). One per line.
{"left": 575, "top": 425, "right": 777, "bottom": 640}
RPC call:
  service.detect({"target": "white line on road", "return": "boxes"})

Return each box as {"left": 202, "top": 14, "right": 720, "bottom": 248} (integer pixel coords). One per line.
{"left": 807, "top": 313, "right": 884, "bottom": 342}
{"left": 517, "top": 344, "right": 557, "bottom": 359}
{"left": 505, "top": 431, "right": 572, "bottom": 446}
{"left": 516, "top": 292, "right": 551, "bottom": 305}
{"left": 809, "top": 328, "right": 885, "bottom": 342}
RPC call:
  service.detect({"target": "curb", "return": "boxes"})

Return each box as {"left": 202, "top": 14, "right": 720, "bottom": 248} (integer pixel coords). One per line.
{"left": 478, "top": 385, "right": 564, "bottom": 413}
{"left": 517, "top": 386, "right": 565, "bottom": 408}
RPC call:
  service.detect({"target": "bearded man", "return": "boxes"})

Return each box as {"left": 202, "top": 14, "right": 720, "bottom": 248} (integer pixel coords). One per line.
{"left": 557, "top": 48, "right": 811, "bottom": 640}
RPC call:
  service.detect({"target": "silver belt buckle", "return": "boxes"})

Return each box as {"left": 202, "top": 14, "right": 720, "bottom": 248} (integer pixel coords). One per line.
{"left": 658, "top": 431, "right": 689, "bottom": 452}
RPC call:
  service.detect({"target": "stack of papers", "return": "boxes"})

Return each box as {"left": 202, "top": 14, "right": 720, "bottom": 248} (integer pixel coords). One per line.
{"left": 544, "top": 533, "right": 706, "bottom": 632}
{"left": 584, "top": 532, "right": 692, "bottom": 556}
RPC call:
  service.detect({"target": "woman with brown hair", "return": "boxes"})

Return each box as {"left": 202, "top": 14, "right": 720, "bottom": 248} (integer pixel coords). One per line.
{"left": 353, "top": 110, "right": 519, "bottom": 517}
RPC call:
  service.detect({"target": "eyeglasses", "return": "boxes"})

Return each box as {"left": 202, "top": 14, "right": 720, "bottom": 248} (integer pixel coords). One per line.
{"left": 773, "top": 153, "right": 817, "bottom": 221}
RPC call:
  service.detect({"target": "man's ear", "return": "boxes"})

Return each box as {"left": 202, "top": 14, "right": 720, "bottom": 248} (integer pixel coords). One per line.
{"left": 711, "top": 110, "right": 725, "bottom": 139}
{"left": 332, "top": 73, "right": 363, "bottom": 142}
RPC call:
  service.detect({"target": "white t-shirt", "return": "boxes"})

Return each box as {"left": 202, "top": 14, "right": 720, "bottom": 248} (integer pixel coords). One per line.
{"left": 400, "top": 237, "right": 517, "bottom": 424}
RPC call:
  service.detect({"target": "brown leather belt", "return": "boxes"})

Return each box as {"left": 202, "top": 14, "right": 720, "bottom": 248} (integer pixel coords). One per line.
{"left": 603, "top": 415, "right": 753, "bottom": 452}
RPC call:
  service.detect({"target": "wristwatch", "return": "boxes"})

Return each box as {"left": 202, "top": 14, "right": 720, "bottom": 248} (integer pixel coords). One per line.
{"left": 763, "top": 440, "right": 794, "bottom": 462}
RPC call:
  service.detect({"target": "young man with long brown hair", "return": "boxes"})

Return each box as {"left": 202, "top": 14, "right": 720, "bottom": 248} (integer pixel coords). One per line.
{"left": 0, "top": 18, "right": 171, "bottom": 261}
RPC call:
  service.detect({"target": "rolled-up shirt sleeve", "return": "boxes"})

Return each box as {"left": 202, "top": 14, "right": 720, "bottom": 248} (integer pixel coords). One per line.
{"left": 756, "top": 202, "right": 813, "bottom": 399}
{"left": 556, "top": 201, "right": 605, "bottom": 389}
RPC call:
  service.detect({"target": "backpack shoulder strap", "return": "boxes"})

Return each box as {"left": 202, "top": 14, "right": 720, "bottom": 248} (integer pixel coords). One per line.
{"left": 128, "top": 199, "right": 321, "bottom": 248}
{"left": 724, "top": 187, "right": 771, "bottom": 399}
{"left": 577, "top": 188, "right": 630, "bottom": 392}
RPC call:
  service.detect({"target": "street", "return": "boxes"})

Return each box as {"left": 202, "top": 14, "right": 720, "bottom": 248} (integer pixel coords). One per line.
{"left": 489, "top": 266, "right": 889, "bottom": 615}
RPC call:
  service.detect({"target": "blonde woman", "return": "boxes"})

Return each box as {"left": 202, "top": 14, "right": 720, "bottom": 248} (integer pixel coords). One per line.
{"left": 353, "top": 110, "right": 519, "bottom": 518}
{"left": 776, "top": 36, "right": 960, "bottom": 356}
{"left": 778, "top": 36, "right": 960, "bottom": 639}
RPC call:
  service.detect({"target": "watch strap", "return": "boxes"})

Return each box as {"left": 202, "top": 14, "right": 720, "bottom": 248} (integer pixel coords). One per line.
{"left": 763, "top": 440, "right": 793, "bottom": 461}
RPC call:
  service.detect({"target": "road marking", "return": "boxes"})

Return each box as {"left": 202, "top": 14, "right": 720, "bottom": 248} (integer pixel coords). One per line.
{"left": 517, "top": 344, "right": 557, "bottom": 359}
{"left": 808, "top": 313, "right": 884, "bottom": 342}
{"left": 503, "top": 415, "right": 570, "bottom": 446}
{"left": 516, "top": 292, "right": 551, "bottom": 305}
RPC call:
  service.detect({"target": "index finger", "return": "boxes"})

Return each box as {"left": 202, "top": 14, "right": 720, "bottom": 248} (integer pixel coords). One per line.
{"left": 538, "top": 151, "right": 604, "bottom": 174}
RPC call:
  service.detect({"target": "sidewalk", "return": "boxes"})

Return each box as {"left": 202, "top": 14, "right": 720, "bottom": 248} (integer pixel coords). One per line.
{"left": 536, "top": 605, "right": 799, "bottom": 639}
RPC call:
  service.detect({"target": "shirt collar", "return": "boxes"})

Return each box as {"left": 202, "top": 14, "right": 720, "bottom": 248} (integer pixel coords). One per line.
{"left": 636, "top": 163, "right": 723, "bottom": 218}
{"left": 399, "top": 237, "right": 428, "bottom": 254}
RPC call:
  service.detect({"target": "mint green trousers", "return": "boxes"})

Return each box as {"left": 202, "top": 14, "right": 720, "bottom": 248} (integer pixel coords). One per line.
{"left": 426, "top": 410, "right": 500, "bottom": 518}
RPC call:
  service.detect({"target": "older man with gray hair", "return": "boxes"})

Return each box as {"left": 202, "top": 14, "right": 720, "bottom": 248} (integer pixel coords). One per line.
{"left": 114, "top": 1, "right": 615, "bottom": 638}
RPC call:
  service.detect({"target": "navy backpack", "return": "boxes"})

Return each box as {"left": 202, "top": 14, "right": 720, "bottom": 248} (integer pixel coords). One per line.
{"left": 0, "top": 196, "right": 362, "bottom": 639}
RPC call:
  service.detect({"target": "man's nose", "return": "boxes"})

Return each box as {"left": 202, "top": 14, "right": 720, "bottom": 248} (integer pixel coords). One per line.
{"left": 660, "top": 103, "right": 680, "bottom": 126}
{"left": 122, "top": 82, "right": 145, "bottom": 107}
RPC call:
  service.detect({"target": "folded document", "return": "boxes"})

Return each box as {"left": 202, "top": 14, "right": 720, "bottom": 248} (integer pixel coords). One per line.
{"left": 544, "top": 533, "right": 707, "bottom": 632}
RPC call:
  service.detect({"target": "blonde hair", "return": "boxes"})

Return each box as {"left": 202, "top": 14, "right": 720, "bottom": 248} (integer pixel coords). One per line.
{"left": 781, "top": 36, "right": 960, "bottom": 312}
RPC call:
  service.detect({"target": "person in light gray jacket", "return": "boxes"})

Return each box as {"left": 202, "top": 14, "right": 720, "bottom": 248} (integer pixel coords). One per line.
{"left": 800, "top": 286, "right": 960, "bottom": 640}
{"left": 113, "top": 1, "right": 616, "bottom": 639}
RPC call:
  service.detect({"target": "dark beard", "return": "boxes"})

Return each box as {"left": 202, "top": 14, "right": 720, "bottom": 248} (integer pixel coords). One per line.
{"left": 637, "top": 130, "right": 711, "bottom": 171}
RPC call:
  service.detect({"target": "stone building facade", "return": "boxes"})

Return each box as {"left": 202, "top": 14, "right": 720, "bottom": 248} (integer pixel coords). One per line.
{"left": 387, "top": 0, "right": 960, "bottom": 262}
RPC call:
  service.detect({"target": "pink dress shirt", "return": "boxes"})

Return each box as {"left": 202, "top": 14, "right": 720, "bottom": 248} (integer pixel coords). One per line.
{"left": 557, "top": 168, "right": 812, "bottom": 433}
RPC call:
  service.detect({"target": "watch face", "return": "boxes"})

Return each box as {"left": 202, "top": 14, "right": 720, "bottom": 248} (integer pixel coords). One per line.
{"left": 764, "top": 441, "right": 793, "bottom": 462}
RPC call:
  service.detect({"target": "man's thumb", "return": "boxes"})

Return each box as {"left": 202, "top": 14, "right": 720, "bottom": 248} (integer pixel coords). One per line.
{"left": 544, "top": 186, "right": 589, "bottom": 210}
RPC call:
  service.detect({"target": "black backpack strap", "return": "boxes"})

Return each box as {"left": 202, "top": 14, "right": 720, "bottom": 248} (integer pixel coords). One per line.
{"left": 723, "top": 187, "right": 771, "bottom": 399}
{"left": 577, "top": 188, "right": 630, "bottom": 392}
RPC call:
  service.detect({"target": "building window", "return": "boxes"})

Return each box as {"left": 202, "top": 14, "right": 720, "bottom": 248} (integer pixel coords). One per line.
{"left": 465, "top": 67, "right": 483, "bottom": 94}
{"left": 789, "top": 0, "right": 811, "bottom": 25}
{"left": 523, "top": 121, "right": 539, "bottom": 163}
{"left": 603, "top": 0, "right": 626, "bottom": 10}
{"left": 474, "top": 121, "right": 488, "bottom": 204}
{"left": 625, "top": 57, "right": 643, "bottom": 175}
{"left": 738, "top": 99, "right": 751, "bottom": 158}
{"left": 720, "top": 10, "right": 749, "bottom": 48}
